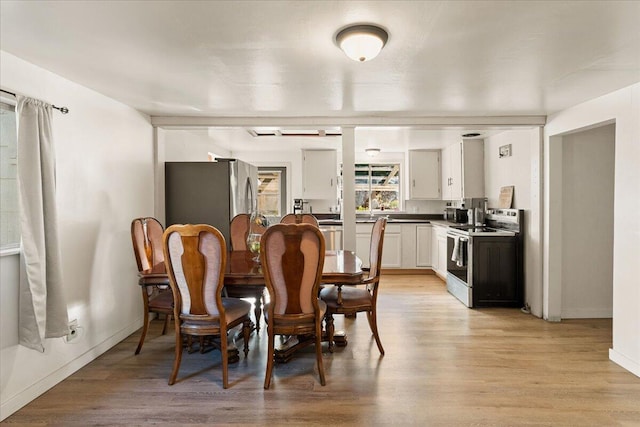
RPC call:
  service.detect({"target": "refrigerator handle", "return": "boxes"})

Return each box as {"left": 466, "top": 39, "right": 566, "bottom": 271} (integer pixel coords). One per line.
{"left": 245, "top": 177, "right": 255, "bottom": 213}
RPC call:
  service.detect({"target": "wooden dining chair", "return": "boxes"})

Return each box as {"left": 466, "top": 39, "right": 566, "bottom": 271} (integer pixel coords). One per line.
{"left": 163, "top": 224, "right": 252, "bottom": 388}
{"left": 131, "top": 217, "right": 173, "bottom": 355}
{"left": 280, "top": 213, "right": 319, "bottom": 228}
{"left": 320, "top": 217, "right": 386, "bottom": 355}
{"left": 228, "top": 213, "right": 267, "bottom": 333}
{"left": 260, "top": 223, "right": 327, "bottom": 389}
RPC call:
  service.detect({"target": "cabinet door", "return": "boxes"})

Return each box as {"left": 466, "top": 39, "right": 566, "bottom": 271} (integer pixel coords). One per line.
{"left": 356, "top": 234, "right": 371, "bottom": 268}
{"left": 355, "top": 223, "right": 373, "bottom": 269}
{"left": 401, "top": 224, "right": 417, "bottom": 268}
{"left": 357, "top": 223, "right": 401, "bottom": 269}
{"left": 440, "top": 146, "right": 451, "bottom": 200}
{"left": 409, "top": 150, "right": 440, "bottom": 199}
{"left": 431, "top": 227, "right": 440, "bottom": 271}
{"left": 437, "top": 233, "right": 448, "bottom": 278}
{"left": 381, "top": 230, "right": 402, "bottom": 268}
{"left": 449, "top": 143, "right": 462, "bottom": 200}
{"left": 303, "top": 150, "right": 337, "bottom": 199}
{"left": 472, "top": 237, "right": 520, "bottom": 307}
{"left": 416, "top": 225, "right": 432, "bottom": 267}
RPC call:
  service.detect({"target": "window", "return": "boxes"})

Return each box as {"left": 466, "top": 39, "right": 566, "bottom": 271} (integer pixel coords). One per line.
{"left": 0, "top": 100, "right": 19, "bottom": 252}
{"left": 257, "top": 167, "right": 287, "bottom": 218}
{"left": 350, "top": 163, "right": 401, "bottom": 213}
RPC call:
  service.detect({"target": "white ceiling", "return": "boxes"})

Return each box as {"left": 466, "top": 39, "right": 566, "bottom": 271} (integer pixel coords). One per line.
{"left": 1, "top": 1, "right": 639, "bottom": 151}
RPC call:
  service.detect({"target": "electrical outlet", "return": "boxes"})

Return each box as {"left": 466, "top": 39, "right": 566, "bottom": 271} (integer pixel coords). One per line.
{"left": 66, "top": 319, "right": 79, "bottom": 342}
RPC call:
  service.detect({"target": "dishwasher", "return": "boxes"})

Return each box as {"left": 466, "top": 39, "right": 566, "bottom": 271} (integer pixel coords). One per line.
{"left": 320, "top": 225, "right": 343, "bottom": 250}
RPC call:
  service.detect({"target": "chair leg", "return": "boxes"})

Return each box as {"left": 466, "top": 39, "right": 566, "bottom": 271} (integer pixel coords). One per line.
{"left": 135, "top": 289, "right": 151, "bottom": 355}
{"left": 161, "top": 314, "right": 171, "bottom": 335}
{"left": 264, "top": 327, "right": 275, "bottom": 389}
{"left": 315, "top": 321, "right": 326, "bottom": 386}
{"left": 221, "top": 328, "right": 229, "bottom": 389}
{"left": 242, "top": 319, "right": 251, "bottom": 357}
{"left": 367, "top": 309, "right": 385, "bottom": 356}
{"left": 325, "top": 313, "right": 335, "bottom": 353}
{"left": 168, "top": 329, "right": 183, "bottom": 385}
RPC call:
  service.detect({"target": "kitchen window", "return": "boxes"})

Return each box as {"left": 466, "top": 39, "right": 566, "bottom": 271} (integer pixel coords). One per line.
{"left": 342, "top": 163, "right": 401, "bottom": 213}
{"left": 0, "top": 100, "right": 19, "bottom": 254}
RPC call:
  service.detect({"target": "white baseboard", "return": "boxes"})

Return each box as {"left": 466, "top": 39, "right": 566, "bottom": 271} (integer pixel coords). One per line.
{"left": 609, "top": 348, "right": 640, "bottom": 378}
{"left": 561, "top": 307, "right": 613, "bottom": 319}
{"left": 0, "top": 319, "right": 142, "bottom": 421}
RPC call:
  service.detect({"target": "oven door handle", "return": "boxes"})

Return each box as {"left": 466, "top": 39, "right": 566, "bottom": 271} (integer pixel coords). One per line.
{"left": 447, "top": 233, "right": 469, "bottom": 243}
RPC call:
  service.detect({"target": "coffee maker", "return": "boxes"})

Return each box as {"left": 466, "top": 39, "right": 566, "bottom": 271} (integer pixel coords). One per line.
{"left": 293, "top": 199, "right": 304, "bottom": 214}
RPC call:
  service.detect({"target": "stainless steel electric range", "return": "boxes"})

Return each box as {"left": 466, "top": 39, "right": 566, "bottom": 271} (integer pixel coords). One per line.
{"left": 446, "top": 208, "right": 524, "bottom": 308}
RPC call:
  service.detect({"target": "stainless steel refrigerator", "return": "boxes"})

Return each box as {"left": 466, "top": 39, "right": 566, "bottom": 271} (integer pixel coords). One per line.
{"left": 165, "top": 159, "right": 258, "bottom": 246}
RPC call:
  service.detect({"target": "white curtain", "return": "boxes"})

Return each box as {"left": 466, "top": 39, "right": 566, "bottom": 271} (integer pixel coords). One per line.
{"left": 16, "top": 95, "right": 69, "bottom": 352}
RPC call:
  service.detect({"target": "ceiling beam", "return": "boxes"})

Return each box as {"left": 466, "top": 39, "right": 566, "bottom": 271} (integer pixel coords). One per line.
{"left": 150, "top": 115, "right": 546, "bottom": 129}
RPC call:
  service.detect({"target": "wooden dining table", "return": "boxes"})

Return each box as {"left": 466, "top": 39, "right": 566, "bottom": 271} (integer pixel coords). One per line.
{"left": 139, "top": 249, "right": 363, "bottom": 362}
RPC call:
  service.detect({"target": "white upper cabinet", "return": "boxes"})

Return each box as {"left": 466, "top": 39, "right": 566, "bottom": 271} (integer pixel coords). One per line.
{"left": 408, "top": 150, "right": 441, "bottom": 199}
{"left": 441, "top": 139, "right": 484, "bottom": 200}
{"left": 302, "top": 150, "right": 337, "bottom": 199}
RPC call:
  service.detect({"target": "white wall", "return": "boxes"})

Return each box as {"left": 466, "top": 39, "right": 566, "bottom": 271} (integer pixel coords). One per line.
{"left": 561, "top": 125, "right": 615, "bottom": 318}
{"left": 164, "top": 129, "right": 231, "bottom": 161}
{"left": 0, "top": 51, "right": 154, "bottom": 419}
{"left": 484, "top": 130, "right": 534, "bottom": 208}
{"left": 484, "top": 128, "right": 543, "bottom": 318}
{"left": 545, "top": 82, "right": 640, "bottom": 378}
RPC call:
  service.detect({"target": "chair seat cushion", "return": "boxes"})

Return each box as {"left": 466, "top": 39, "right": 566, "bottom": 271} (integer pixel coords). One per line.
{"left": 320, "top": 285, "right": 372, "bottom": 310}
{"left": 148, "top": 290, "right": 174, "bottom": 310}
{"left": 264, "top": 299, "right": 326, "bottom": 324}
{"left": 222, "top": 297, "right": 252, "bottom": 323}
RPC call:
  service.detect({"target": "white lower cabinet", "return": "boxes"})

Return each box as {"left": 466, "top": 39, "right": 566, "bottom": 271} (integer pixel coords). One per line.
{"left": 432, "top": 224, "right": 448, "bottom": 279}
{"left": 416, "top": 225, "right": 432, "bottom": 267}
{"left": 359, "top": 222, "right": 433, "bottom": 270}
{"left": 382, "top": 227, "right": 402, "bottom": 268}
{"left": 356, "top": 223, "right": 401, "bottom": 269}
{"left": 356, "top": 224, "right": 373, "bottom": 268}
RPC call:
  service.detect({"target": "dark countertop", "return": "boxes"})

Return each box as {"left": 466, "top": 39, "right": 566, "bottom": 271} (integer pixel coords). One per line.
{"left": 316, "top": 213, "right": 450, "bottom": 226}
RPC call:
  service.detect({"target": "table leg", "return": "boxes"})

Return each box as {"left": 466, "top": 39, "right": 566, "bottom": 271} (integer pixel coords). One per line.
{"left": 333, "top": 330, "right": 348, "bottom": 347}
{"left": 274, "top": 335, "right": 314, "bottom": 363}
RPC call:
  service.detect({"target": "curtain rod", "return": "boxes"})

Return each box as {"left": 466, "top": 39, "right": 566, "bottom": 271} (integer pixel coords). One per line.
{"left": 0, "top": 89, "right": 69, "bottom": 114}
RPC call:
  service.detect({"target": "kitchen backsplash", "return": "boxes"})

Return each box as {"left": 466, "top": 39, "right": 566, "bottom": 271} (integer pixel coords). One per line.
{"left": 404, "top": 199, "right": 451, "bottom": 214}
{"left": 304, "top": 199, "right": 451, "bottom": 215}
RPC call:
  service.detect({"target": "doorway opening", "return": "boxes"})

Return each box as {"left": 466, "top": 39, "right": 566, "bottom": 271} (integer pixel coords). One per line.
{"left": 257, "top": 167, "right": 287, "bottom": 223}
{"left": 548, "top": 122, "right": 615, "bottom": 320}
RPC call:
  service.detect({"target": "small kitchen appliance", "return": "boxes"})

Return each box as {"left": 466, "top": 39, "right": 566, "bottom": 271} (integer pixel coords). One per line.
{"left": 293, "top": 198, "right": 305, "bottom": 214}
{"left": 444, "top": 207, "right": 469, "bottom": 223}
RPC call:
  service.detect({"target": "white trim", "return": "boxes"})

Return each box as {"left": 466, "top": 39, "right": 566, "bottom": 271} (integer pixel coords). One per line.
{"left": 609, "top": 348, "right": 640, "bottom": 378}
{"left": 561, "top": 308, "right": 613, "bottom": 319}
{"left": 151, "top": 115, "right": 547, "bottom": 128}
{"left": 0, "top": 246, "right": 20, "bottom": 257}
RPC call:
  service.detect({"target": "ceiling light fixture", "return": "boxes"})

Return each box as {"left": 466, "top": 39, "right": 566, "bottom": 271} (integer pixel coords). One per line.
{"left": 336, "top": 24, "right": 389, "bottom": 62}
{"left": 365, "top": 148, "right": 381, "bottom": 157}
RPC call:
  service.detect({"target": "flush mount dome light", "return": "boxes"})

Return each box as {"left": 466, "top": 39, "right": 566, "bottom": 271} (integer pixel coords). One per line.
{"left": 365, "top": 148, "right": 381, "bottom": 157}
{"left": 336, "top": 24, "right": 389, "bottom": 62}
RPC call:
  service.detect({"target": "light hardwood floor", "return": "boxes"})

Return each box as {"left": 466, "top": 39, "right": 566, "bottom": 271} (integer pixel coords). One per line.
{"left": 4, "top": 275, "right": 640, "bottom": 426}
